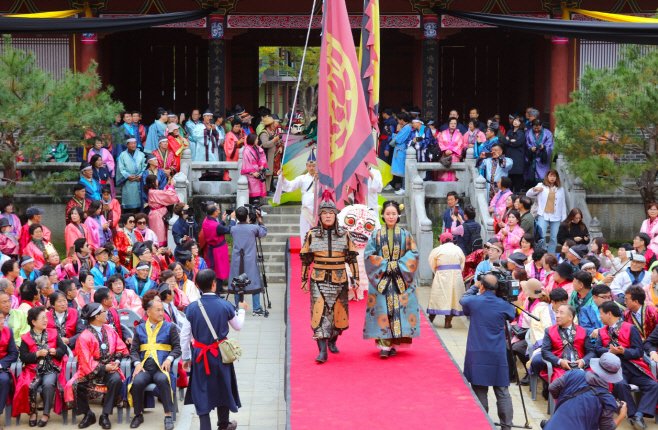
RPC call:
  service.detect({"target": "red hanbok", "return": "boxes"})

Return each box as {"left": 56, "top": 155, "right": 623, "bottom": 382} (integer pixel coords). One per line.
{"left": 13, "top": 329, "right": 68, "bottom": 417}
{"left": 623, "top": 303, "right": 658, "bottom": 341}
{"left": 153, "top": 148, "right": 179, "bottom": 174}
{"left": 167, "top": 135, "right": 189, "bottom": 172}
{"left": 64, "top": 326, "right": 129, "bottom": 409}
{"left": 113, "top": 229, "right": 144, "bottom": 271}
{"left": 65, "top": 222, "right": 91, "bottom": 256}
{"left": 65, "top": 198, "right": 91, "bottom": 225}
{"left": 18, "top": 223, "right": 51, "bottom": 257}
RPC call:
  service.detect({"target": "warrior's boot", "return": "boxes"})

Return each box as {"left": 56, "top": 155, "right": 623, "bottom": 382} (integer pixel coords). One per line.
{"left": 315, "top": 339, "right": 328, "bottom": 363}
{"left": 327, "top": 336, "right": 339, "bottom": 354}
{"left": 444, "top": 315, "right": 453, "bottom": 328}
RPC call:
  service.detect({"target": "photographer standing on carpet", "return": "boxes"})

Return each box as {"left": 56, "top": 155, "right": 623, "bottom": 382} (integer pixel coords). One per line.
{"left": 460, "top": 273, "right": 516, "bottom": 430}
{"left": 227, "top": 206, "right": 267, "bottom": 316}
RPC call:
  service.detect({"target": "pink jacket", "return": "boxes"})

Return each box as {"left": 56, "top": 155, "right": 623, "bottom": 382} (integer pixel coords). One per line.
{"left": 438, "top": 129, "right": 464, "bottom": 161}
{"left": 640, "top": 218, "right": 658, "bottom": 255}
{"left": 489, "top": 189, "right": 513, "bottom": 216}
{"left": 494, "top": 223, "right": 525, "bottom": 257}
{"left": 463, "top": 129, "right": 486, "bottom": 150}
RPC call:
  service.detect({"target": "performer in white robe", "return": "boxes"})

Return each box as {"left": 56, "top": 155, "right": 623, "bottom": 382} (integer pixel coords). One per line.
{"left": 278, "top": 151, "right": 317, "bottom": 240}
{"left": 367, "top": 166, "right": 383, "bottom": 228}
{"left": 427, "top": 232, "right": 466, "bottom": 329}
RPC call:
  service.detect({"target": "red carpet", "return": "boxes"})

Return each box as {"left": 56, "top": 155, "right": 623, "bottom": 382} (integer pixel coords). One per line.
{"left": 287, "top": 246, "right": 494, "bottom": 429}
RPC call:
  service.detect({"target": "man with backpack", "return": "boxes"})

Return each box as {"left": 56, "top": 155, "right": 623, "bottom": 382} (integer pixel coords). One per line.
{"left": 542, "top": 352, "right": 626, "bottom": 430}
{"left": 427, "top": 232, "right": 466, "bottom": 328}
{"left": 451, "top": 205, "right": 482, "bottom": 256}
{"left": 518, "top": 196, "right": 545, "bottom": 249}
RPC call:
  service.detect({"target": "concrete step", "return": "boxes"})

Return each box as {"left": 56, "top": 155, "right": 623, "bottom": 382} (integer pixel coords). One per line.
{"left": 257, "top": 241, "right": 288, "bottom": 252}
{"left": 262, "top": 213, "right": 407, "bottom": 224}
{"left": 263, "top": 272, "right": 286, "bottom": 284}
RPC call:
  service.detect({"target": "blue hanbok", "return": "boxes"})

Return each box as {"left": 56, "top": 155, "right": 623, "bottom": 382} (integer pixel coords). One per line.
{"left": 145, "top": 121, "right": 166, "bottom": 153}
{"left": 79, "top": 177, "right": 102, "bottom": 201}
{"left": 364, "top": 225, "right": 421, "bottom": 350}
{"left": 390, "top": 124, "right": 413, "bottom": 177}
{"left": 90, "top": 261, "right": 128, "bottom": 287}
{"left": 116, "top": 149, "right": 146, "bottom": 210}
{"left": 125, "top": 275, "right": 156, "bottom": 297}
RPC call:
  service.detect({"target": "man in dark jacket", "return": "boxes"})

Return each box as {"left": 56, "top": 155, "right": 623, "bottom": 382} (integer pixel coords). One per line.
{"left": 518, "top": 196, "right": 535, "bottom": 237}
{"left": 452, "top": 205, "right": 481, "bottom": 256}
{"left": 460, "top": 274, "right": 516, "bottom": 430}
{"left": 502, "top": 116, "right": 526, "bottom": 192}
{"left": 544, "top": 352, "right": 626, "bottom": 430}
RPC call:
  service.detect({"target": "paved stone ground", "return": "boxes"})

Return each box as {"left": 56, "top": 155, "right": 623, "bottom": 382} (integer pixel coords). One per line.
{"left": 177, "top": 284, "right": 287, "bottom": 430}
{"left": 416, "top": 285, "right": 644, "bottom": 430}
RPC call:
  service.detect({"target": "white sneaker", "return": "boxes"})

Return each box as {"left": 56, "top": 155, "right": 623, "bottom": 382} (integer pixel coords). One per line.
{"left": 395, "top": 188, "right": 406, "bottom": 195}
{"left": 259, "top": 210, "right": 267, "bottom": 216}
{"left": 383, "top": 185, "right": 393, "bottom": 191}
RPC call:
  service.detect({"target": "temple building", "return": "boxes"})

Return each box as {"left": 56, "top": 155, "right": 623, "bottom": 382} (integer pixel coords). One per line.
{"left": 0, "top": 0, "right": 653, "bottom": 129}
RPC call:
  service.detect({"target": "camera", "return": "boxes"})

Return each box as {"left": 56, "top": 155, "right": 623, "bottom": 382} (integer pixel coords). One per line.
{"left": 568, "top": 362, "right": 580, "bottom": 370}
{"left": 477, "top": 267, "right": 520, "bottom": 302}
{"left": 231, "top": 273, "right": 251, "bottom": 302}
{"left": 244, "top": 203, "right": 262, "bottom": 223}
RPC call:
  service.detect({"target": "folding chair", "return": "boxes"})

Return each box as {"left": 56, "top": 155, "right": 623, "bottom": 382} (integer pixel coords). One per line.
{"left": 124, "top": 358, "right": 180, "bottom": 423}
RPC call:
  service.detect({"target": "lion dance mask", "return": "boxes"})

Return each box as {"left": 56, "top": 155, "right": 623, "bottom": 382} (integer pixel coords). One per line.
{"left": 338, "top": 204, "right": 377, "bottom": 301}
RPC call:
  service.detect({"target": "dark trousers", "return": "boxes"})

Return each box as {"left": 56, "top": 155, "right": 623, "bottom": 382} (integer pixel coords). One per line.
{"left": 471, "top": 385, "right": 513, "bottom": 430}
{"left": 131, "top": 359, "right": 174, "bottom": 415}
{"left": 77, "top": 371, "right": 123, "bottom": 416}
{"left": 0, "top": 371, "right": 11, "bottom": 415}
{"left": 216, "top": 278, "right": 226, "bottom": 294}
{"left": 530, "top": 353, "right": 545, "bottom": 377}
{"left": 199, "top": 406, "right": 230, "bottom": 430}
{"left": 613, "top": 370, "right": 658, "bottom": 416}
{"left": 508, "top": 174, "right": 525, "bottom": 192}
{"left": 390, "top": 175, "right": 403, "bottom": 190}
{"left": 511, "top": 339, "right": 529, "bottom": 368}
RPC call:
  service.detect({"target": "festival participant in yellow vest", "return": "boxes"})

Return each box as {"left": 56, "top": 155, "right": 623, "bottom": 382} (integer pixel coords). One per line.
{"left": 127, "top": 287, "right": 181, "bottom": 430}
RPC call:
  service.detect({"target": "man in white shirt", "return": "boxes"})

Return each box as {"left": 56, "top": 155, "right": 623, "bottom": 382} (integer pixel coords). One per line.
{"left": 277, "top": 152, "right": 318, "bottom": 240}
{"left": 610, "top": 253, "right": 650, "bottom": 298}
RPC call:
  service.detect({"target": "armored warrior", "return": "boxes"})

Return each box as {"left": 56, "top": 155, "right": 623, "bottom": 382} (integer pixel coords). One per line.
{"left": 299, "top": 192, "right": 360, "bottom": 363}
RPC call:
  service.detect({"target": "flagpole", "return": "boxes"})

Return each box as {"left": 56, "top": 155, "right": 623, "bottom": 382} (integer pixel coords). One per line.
{"left": 273, "top": 0, "right": 318, "bottom": 206}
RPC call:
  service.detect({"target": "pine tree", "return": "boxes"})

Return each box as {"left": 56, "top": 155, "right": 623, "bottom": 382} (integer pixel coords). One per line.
{"left": 0, "top": 35, "right": 123, "bottom": 198}
{"left": 555, "top": 44, "right": 658, "bottom": 205}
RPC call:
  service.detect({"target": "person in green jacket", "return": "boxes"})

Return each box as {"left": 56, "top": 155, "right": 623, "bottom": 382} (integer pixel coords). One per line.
{"left": 44, "top": 142, "right": 69, "bottom": 162}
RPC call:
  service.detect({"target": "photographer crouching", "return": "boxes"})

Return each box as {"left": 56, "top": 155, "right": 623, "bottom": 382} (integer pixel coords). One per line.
{"left": 460, "top": 273, "right": 516, "bottom": 430}
{"left": 227, "top": 206, "right": 267, "bottom": 316}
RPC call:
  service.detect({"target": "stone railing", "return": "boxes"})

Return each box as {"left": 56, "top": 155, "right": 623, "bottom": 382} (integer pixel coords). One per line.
{"left": 404, "top": 147, "right": 495, "bottom": 283}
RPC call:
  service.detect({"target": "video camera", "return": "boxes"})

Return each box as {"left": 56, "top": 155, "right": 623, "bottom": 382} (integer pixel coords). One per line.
{"left": 476, "top": 264, "right": 520, "bottom": 303}
{"left": 244, "top": 203, "right": 262, "bottom": 223}
{"left": 231, "top": 273, "right": 251, "bottom": 303}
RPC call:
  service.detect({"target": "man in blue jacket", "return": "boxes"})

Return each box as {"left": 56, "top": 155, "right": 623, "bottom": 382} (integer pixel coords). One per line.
{"left": 460, "top": 273, "right": 516, "bottom": 430}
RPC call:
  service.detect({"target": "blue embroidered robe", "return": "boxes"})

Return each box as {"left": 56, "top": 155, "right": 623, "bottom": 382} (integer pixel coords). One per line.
{"left": 116, "top": 150, "right": 146, "bottom": 209}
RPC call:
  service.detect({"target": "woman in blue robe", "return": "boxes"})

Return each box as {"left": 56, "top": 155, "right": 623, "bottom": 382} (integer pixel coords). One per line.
{"left": 364, "top": 200, "right": 421, "bottom": 358}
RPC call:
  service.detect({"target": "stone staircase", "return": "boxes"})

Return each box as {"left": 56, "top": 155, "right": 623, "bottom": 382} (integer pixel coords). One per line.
{"left": 258, "top": 192, "right": 408, "bottom": 286}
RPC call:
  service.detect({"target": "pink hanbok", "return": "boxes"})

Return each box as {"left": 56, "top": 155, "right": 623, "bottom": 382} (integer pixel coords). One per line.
{"left": 494, "top": 223, "right": 525, "bottom": 258}
{"left": 437, "top": 129, "right": 464, "bottom": 181}
{"left": 65, "top": 222, "right": 91, "bottom": 255}
{"left": 147, "top": 185, "right": 179, "bottom": 246}
{"left": 84, "top": 215, "right": 110, "bottom": 249}
{"left": 112, "top": 288, "right": 142, "bottom": 312}
{"left": 464, "top": 129, "right": 486, "bottom": 155}
{"left": 489, "top": 189, "right": 513, "bottom": 218}
{"left": 0, "top": 213, "right": 21, "bottom": 242}
{"left": 0, "top": 233, "right": 18, "bottom": 256}
{"left": 241, "top": 144, "right": 268, "bottom": 197}
{"left": 87, "top": 147, "right": 115, "bottom": 176}
{"left": 641, "top": 217, "right": 658, "bottom": 255}
{"left": 134, "top": 227, "right": 158, "bottom": 244}
{"left": 23, "top": 240, "right": 56, "bottom": 270}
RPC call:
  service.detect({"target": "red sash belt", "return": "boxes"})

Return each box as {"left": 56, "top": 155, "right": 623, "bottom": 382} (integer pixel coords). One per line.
{"left": 193, "top": 338, "right": 226, "bottom": 374}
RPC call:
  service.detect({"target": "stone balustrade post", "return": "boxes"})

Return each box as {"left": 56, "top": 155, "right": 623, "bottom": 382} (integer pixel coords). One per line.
{"left": 404, "top": 146, "right": 417, "bottom": 194}
{"left": 236, "top": 175, "right": 249, "bottom": 208}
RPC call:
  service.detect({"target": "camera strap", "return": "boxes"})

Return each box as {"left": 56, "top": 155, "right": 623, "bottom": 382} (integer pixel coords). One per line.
{"left": 197, "top": 299, "right": 221, "bottom": 344}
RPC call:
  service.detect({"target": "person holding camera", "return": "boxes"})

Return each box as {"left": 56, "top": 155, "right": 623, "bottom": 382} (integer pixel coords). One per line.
{"left": 172, "top": 203, "right": 197, "bottom": 256}
{"left": 227, "top": 207, "right": 267, "bottom": 316}
{"left": 202, "top": 205, "right": 236, "bottom": 296}
{"left": 476, "top": 141, "right": 513, "bottom": 203}
{"left": 542, "top": 352, "right": 626, "bottom": 430}
{"left": 460, "top": 273, "right": 515, "bottom": 430}
{"left": 241, "top": 133, "right": 268, "bottom": 202}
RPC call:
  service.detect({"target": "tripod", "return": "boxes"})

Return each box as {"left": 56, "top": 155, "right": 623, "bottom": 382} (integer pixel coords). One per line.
{"left": 494, "top": 303, "right": 540, "bottom": 430}
{"left": 255, "top": 235, "right": 272, "bottom": 317}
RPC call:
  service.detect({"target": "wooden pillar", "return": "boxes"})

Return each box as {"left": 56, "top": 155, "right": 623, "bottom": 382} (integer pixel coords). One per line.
{"left": 421, "top": 39, "right": 438, "bottom": 122}
{"left": 209, "top": 15, "right": 226, "bottom": 115}
{"left": 80, "top": 33, "right": 98, "bottom": 73}
{"left": 550, "top": 35, "right": 568, "bottom": 132}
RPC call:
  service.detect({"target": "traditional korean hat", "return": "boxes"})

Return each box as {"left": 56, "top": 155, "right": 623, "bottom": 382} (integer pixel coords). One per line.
{"left": 569, "top": 244, "right": 589, "bottom": 260}
{"left": 167, "top": 110, "right": 176, "bottom": 118}
{"left": 81, "top": 302, "right": 103, "bottom": 322}
{"left": 79, "top": 161, "right": 92, "bottom": 172}
{"left": 579, "top": 260, "right": 595, "bottom": 270}
{"left": 306, "top": 147, "right": 317, "bottom": 164}
{"left": 144, "top": 153, "right": 157, "bottom": 163}
{"left": 159, "top": 136, "right": 169, "bottom": 144}
{"left": 271, "top": 114, "right": 281, "bottom": 122}
{"left": 19, "top": 255, "right": 34, "bottom": 267}
{"left": 174, "top": 250, "right": 192, "bottom": 263}
{"left": 73, "top": 184, "right": 85, "bottom": 192}
{"left": 133, "top": 242, "right": 149, "bottom": 258}
{"left": 226, "top": 110, "right": 235, "bottom": 120}
{"left": 234, "top": 104, "right": 246, "bottom": 115}
{"left": 411, "top": 118, "right": 423, "bottom": 124}
{"left": 203, "top": 109, "right": 213, "bottom": 117}
{"left": 126, "top": 137, "right": 137, "bottom": 143}
{"left": 135, "top": 261, "right": 150, "bottom": 271}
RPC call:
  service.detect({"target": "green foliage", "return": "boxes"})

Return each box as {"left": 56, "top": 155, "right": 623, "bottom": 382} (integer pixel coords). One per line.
{"left": 0, "top": 35, "right": 124, "bottom": 198}
{"left": 554, "top": 44, "right": 658, "bottom": 204}
{"left": 259, "top": 46, "right": 320, "bottom": 125}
